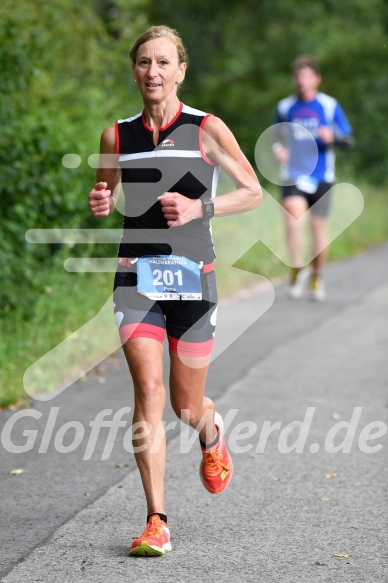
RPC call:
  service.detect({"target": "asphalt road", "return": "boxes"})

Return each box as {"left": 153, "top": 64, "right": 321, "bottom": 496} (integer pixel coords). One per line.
{"left": 1, "top": 243, "right": 387, "bottom": 582}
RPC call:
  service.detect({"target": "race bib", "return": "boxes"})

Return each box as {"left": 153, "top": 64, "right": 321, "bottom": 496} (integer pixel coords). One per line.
{"left": 137, "top": 255, "right": 202, "bottom": 300}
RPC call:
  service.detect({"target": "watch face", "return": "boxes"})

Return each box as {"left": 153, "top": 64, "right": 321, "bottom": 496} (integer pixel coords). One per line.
{"left": 203, "top": 199, "right": 214, "bottom": 219}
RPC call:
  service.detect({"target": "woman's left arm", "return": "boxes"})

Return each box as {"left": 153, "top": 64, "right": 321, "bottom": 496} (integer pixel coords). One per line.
{"left": 201, "top": 115, "right": 262, "bottom": 216}
{"left": 158, "top": 115, "right": 262, "bottom": 226}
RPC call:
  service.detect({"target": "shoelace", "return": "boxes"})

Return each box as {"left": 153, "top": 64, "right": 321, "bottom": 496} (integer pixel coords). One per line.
{"left": 141, "top": 518, "right": 164, "bottom": 538}
{"left": 202, "top": 448, "right": 227, "bottom": 476}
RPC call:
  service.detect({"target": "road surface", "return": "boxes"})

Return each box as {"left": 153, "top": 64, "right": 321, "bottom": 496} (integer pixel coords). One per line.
{"left": 1, "top": 244, "right": 387, "bottom": 582}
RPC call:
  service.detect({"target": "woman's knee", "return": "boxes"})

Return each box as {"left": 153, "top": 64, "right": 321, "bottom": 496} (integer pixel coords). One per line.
{"left": 134, "top": 378, "right": 166, "bottom": 409}
{"left": 170, "top": 395, "right": 202, "bottom": 426}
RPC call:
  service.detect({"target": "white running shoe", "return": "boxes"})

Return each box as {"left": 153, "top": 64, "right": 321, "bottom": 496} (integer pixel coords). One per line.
{"left": 309, "top": 275, "right": 326, "bottom": 302}
{"left": 287, "top": 267, "right": 309, "bottom": 299}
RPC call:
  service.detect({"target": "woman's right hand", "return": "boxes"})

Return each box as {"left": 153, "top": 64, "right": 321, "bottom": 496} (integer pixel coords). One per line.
{"left": 89, "top": 181, "right": 111, "bottom": 217}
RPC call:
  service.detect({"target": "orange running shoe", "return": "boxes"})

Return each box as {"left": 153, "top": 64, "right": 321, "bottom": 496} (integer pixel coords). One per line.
{"left": 199, "top": 412, "right": 233, "bottom": 494}
{"left": 129, "top": 514, "right": 172, "bottom": 556}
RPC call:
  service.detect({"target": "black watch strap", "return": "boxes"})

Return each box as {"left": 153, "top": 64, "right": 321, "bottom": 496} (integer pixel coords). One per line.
{"left": 201, "top": 198, "right": 214, "bottom": 221}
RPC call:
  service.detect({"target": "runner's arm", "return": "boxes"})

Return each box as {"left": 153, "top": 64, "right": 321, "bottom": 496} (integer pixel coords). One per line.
{"left": 89, "top": 124, "right": 121, "bottom": 217}
{"left": 201, "top": 115, "right": 262, "bottom": 216}
{"left": 158, "top": 116, "right": 262, "bottom": 227}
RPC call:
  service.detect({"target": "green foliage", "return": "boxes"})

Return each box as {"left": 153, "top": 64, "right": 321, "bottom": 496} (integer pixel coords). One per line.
{"left": 1, "top": 0, "right": 388, "bottom": 405}
{"left": 2, "top": 0, "right": 387, "bottom": 315}
{"left": 0, "top": 0, "right": 147, "bottom": 313}
{"left": 148, "top": 0, "right": 388, "bottom": 182}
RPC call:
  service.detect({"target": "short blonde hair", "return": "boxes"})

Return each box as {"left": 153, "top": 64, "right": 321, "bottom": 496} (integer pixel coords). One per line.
{"left": 129, "top": 25, "right": 189, "bottom": 67}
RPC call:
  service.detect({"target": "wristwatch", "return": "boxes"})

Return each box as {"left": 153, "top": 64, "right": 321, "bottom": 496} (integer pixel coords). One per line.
{"left": 201, "top": 198, "right": 214, "bottom": 222}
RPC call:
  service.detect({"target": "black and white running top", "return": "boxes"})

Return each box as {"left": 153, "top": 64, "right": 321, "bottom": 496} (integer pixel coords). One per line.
{"left": 116, "top": 103, "right": 220, "bottom": 264}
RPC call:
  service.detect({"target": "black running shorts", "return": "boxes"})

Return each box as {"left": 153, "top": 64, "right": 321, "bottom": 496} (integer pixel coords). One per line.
{"left": 113, "top": 262, "right": 218, "bottom": 357}
{"left": 281, "top": 182, "right": 333, "bottom": 217}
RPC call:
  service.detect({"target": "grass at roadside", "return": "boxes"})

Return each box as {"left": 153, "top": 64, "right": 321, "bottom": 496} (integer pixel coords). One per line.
{"left": 213, "top": 171, "right": 386, "bottom": 295}
{"left": 0, "top": 269, "right": 119, "bottom": 408}
{"left": 0, "top": 173, "right": 387, "bottom": 407}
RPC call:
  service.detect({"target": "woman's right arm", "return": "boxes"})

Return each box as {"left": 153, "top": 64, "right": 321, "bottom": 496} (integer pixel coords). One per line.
{"left": 88, "top": 124, "right": 121, "bottom": 217}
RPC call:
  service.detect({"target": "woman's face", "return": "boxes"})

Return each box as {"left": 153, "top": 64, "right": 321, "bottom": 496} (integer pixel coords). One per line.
{"left": 133, "top": 37, "right": 186, "bottom": 104}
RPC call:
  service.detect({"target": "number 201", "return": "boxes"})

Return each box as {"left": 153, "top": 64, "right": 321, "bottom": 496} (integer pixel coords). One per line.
{"left": 153, "top": 269, "right": 183, "bottom": 287}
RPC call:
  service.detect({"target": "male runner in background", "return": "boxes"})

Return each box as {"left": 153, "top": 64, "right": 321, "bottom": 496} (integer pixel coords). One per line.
{"left": 273, "top": 56, "right": 353, "bottom": 301}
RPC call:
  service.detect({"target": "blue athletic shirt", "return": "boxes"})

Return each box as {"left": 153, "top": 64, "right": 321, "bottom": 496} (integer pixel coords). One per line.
{"left": 275, "top": 92, "right": 352, "bottom": 183}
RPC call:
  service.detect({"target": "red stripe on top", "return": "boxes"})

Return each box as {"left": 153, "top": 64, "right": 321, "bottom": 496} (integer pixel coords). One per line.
{"left": 115, "top": 121, "right": 120, "bottom": 155}
{"left": 202, "top": 261, "right": 215, "bottom": 274}
{"left": 200, "top": 114, "right": 216, "bottom": 167}
{"left": 168, "top": 336, "right": 214, "bottom": 357}
{"left": 119, "top": 323, "right": 165, "bottom": 345}
{"left": 142, "top": 102, "right": 183, "bottom": 132}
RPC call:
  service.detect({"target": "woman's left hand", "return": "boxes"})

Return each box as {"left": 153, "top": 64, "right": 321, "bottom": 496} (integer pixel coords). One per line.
{"left": 157, "top": 192, "right": 202, "bottom": 227}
